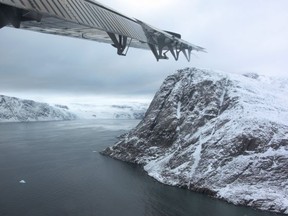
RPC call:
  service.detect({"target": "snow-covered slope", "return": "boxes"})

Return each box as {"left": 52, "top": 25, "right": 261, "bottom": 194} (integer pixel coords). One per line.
{"left": 103, "top": 68, "right": 288, "bottom": 214}
{"left": 0, "top": 95, "right": 77, "bottom": 122}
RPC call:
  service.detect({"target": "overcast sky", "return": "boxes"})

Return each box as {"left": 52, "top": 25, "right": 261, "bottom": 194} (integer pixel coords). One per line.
{"left": 0, "top": 0, "right": 287, "bottom": 103}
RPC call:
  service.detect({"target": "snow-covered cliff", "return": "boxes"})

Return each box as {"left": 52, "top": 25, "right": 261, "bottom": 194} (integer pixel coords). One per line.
{"left": 0, "top": 95, "right": 77, "bottom": 122}
{"left": 103, "top": 68, "right": 288, "bottom": 214}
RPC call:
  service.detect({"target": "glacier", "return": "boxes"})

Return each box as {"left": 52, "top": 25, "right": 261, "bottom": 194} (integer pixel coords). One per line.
{"left": 103, "top": 68, "right": 288, "bottom": 214}
{"left": 67, "top": 102, "right": 148, "bottom": 120}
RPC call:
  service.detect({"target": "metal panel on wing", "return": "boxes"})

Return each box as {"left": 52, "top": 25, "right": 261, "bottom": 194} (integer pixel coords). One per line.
{"left": 0, "top": 0, "right": 205, "bottom": 61}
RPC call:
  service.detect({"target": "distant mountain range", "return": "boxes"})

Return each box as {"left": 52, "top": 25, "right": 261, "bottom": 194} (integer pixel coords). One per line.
{"left": 0, "top": 95, "right": 77, "bottom": 122}
{"left": 0, "top": 95, "right": 148, "bottom": 122}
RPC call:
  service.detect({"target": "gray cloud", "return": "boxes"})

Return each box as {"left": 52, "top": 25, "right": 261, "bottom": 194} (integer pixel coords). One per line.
{"left": 0, "top": 0, "right": 287, "bottom": 101}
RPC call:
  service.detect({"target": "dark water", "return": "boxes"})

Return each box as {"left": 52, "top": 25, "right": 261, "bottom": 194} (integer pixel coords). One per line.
{"left": 0, "top": 120, "right": 281, "bottom": 216}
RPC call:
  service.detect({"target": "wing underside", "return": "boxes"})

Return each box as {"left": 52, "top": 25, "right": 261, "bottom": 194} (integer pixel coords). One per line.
{"left": 0, "top": 0, "right": 205, "bottom": 61}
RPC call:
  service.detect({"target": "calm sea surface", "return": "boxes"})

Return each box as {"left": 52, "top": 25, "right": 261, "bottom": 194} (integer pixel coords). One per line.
{"left": 0, "top": 120, "right": 281, "bottom": 216}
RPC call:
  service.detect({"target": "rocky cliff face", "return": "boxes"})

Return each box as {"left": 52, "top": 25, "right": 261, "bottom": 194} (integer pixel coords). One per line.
{"left": 0, "top": 95, "right": 77, "bottom": 122}
{"left": 103, "top": 68, "right": 288, "bottom": 214}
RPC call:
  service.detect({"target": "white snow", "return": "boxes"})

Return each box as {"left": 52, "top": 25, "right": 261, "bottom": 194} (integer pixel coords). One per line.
{"left": 189, "top": 134, "right": 203, "bottom": 176}
{"left": 217, "top": 184, "right": 288, "bottom": 214}
{"left": 19, "top": 180, "right": 26, "bottom": 184}
{"left": 144, "top": 151, "right": 177, "bottom": 184}
{"left": 176, "top": 101, "right": 181, "bottom": 119}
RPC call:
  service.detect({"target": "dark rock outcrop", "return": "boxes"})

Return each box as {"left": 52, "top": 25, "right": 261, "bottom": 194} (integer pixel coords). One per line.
{"left": 103, "top": 68, "right": 288, "bottom": 214}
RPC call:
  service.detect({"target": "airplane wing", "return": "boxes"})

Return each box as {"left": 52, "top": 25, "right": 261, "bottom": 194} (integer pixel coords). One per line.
{"left": 0, "top": 0, "right": 205, "bottom": 61}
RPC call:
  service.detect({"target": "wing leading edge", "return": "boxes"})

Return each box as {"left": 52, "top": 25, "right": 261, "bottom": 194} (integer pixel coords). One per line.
{"left": 0, "top": 0, "right": 205, "bottom": 61}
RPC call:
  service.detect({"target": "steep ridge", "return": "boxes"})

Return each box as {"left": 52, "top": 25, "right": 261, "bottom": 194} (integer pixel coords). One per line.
{"left": 0, "top": 95, "right": 77, "bottom": 122}
{"left": 103, "top": 68, "right": 288, "bottom": 214}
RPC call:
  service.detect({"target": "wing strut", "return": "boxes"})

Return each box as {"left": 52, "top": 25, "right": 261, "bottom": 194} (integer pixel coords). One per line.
{"left": 108, "top": 32, "right": 131, "bottom": 56}
{"left": 137, "top": 20, "right": 196, "bottom": 62}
